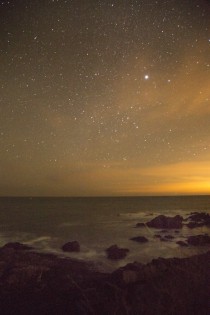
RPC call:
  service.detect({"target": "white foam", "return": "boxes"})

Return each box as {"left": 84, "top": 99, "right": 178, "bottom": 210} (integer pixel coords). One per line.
{"left": 25, "top": 236, "right": 51, "bottom": 245}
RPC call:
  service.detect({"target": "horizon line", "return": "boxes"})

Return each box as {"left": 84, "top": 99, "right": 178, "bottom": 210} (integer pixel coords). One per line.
{"left": 0, "top": 194, "right": 209, "bottom": 198}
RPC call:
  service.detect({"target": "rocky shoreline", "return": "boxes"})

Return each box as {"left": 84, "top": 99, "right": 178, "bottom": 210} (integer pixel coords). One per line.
{"left": 0, "top": 242, "right": 209, "bottom": 315}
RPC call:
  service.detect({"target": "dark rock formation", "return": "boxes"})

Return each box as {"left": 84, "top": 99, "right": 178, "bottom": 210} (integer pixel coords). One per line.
{"left": 176, "top": 241, "right": 188, "bottom": 247}
{"left": 164, "top": 235, "right": 174, "bottom": 239}
{"left": 135, "top": 222, "right": 145, "bottom": 227}
{"left": 0, "top": 243, "right": 209, "bottom": 315}
{"left": 186, "top": 222, "right": 204, "bottom": 229}
{"left": 187, "top": 234, "right": 210, "bottom": 246}
{"left": 186, "top": 212, "right": 210, "bottom": 228}
{"left": 106, "top": 245, "right": 129, "bottom": 260}
{"left": 146, "top": 215, "right": 183, "bottom": 229}
{"left": 130, "top": 236, "right": 148, "bottom": 243}
{"left": 1, "top": 242, "right": 33, "bottom": 251}
{"left": 189, "top": 212, "right": 210, "bottom": 222}
{"left": 62, "top": 241, "right": 80, "bottom": 252}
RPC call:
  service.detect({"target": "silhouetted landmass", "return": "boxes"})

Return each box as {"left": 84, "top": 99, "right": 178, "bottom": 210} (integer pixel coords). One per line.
{"left": 0, "top": 243, "right": 209, "bottom": 315}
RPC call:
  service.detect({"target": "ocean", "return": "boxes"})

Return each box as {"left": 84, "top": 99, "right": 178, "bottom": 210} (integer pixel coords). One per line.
{"left": 0, "top": 195, "right": 209, "bottom": 271}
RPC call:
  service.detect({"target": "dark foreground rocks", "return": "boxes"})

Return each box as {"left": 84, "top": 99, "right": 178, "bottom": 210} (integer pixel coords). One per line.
{"left": 1, "top": 242, "right": 33, "bottom": 251}
{"left": 62, "top": 241, "right": 80, "bottom": 252}
{"left": 106, "top": 245, "right": 129, "bottom": 260}
{"left": 0, "top": 243, "right": 209, "bottom": 315}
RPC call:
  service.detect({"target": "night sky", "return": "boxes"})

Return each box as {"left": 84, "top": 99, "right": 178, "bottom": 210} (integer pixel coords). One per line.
{"left": 0, "top": 0, "right": 210, "bottom": 196}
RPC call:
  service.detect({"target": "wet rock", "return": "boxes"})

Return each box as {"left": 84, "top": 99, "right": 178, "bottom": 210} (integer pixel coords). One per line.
{"left": 1, "top": 242, "right": 33, "bottom": 251}
{"left": 186, "top": 222, "right": 204, "bottom": 229}
{"left": 164, "top": 235, "right": 174, "bottom": 239}
{"left": 106, "top": 245, "right": 129, "bottom": 260}
{"left": 189, "top": 212, "right": 210, "bottom": 222}
{"left": 176, "top": 241, "right": 188, "bottom": 247}
{"left": 186, "top": 212, "right": 210, "bottom": 228}
{"left": 130, "top": 236, "right": 148, "bottom": 243}
{"left": 62, "top": 241, "right": 80, "bottom": 252}
{"left": 135, "top": 222, "right": 145, "bottom": 227}
{"left": 187, "top": 234, "right": 210, "bottom": 246}
{"left": 146, "top": 215, "right": 183, "bottom": 229}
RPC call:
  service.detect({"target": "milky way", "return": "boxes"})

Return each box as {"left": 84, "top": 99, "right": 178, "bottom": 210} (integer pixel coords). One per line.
{"left": 0, "top": 0, "right": 210, "bottom": 196}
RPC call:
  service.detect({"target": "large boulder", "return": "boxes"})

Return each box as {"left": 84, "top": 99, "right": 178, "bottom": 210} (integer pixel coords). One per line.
{"left": 130, "top": 236, "right": 148, "bottom": 243}
{"left": 106, "top": 245, "right": 129, "bottom": 260}
{"left": 146, "top": 215, "right": 183, "bottom": 229}
{"left": 62, "top": 241, "right": 80, "bottom": 252}
{"left": 187, "top": 234, "right": 210, "bottom": 246}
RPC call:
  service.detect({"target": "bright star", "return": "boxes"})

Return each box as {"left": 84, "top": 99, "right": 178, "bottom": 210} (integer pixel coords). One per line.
{"left": 144, "top": 74, "right": 149, "bottom": 80}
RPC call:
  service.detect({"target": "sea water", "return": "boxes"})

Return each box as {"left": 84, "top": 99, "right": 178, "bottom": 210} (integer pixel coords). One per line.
{"left": 0, "top": 196, "right": 209, "bottom": 271}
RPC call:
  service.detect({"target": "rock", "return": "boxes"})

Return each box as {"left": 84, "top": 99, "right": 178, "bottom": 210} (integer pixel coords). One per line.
{"left": 106, "top": 245, "right": 129, "bottom": 260}
{"left": 0, "top": 243, "right": 209, "bottom": 315}
{"left": 154, "top": 234, "right": 161, "bottom": 238}
{"left": 130, "top": 236, "right": 148, "bottom": 243}
{"left": 62, "top": 241, "right": 80, "bottom": 252}
{"left": 164, "top": 235, "right": 174, "bottom": 239}
{"left": 188, "top": 212, "right": 210, "bottom": 222}
{"left": 135, "top": 222, "right": 145, "bottom": 227}
{"left": 5, "top": 265, "right": 49, "bottom": 288}
{"left": 176, "top": 241, "right": 188, "bottom": 247}
{"left": 1, "top": 242, "right": 33, "bottom": 251}
{"left": 186, "top": 222, "right": 204, "bottom": 229}
{"left": 187, "top": 234, "right": 210, "bottom": 246}
{"left": 122, "top": 270, "right": 138, "bottom": 284}
{"left": 186, "top": 212, "right": 210, "bottom": 228}
{"left": 146, "top": 215, "right": 183, "bottom": 229}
